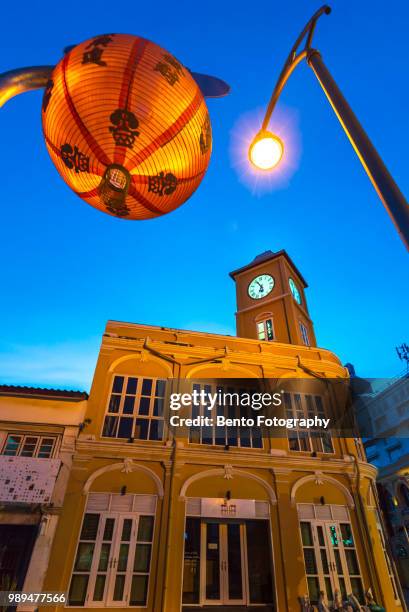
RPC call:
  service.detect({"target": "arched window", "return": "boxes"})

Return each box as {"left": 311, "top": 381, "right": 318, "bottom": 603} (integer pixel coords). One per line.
{"left": 255, "top": 312, "right": 275, "bottom": 342}
{"left": 299, "top": 321, "right": 310, "bottom": 346}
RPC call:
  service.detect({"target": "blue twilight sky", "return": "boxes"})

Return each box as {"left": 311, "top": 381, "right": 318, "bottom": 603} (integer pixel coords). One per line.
{"left": 0, "top": 0, "right": 408, "bottom": 390}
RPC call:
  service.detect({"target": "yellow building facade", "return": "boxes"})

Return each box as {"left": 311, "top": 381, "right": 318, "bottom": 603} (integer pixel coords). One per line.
{"left": 42, "top": 251, "right": 402, "bottom": 611}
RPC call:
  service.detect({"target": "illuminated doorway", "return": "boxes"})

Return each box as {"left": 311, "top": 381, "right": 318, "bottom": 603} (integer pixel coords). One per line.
{"left": 183, "top": 517, "right": 274, "bottom": 607}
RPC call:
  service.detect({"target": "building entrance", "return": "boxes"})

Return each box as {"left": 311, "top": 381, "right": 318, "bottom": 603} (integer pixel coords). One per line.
{"left": 203, "top": 522, "right": 245, "bottom": 605}
{"left": 0, "top": 524, "right": 37, "bottom": 594}
{"left": 183, "top": 517, "right": 274, "bottom": 607}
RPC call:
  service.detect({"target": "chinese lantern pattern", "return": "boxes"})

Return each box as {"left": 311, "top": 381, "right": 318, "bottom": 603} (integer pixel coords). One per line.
{"left": 42, "top": 34, "right": 212, "bottom": 219}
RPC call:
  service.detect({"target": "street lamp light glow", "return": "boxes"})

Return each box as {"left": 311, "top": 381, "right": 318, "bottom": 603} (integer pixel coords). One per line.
{"left": 249, "top": 131, "right": 284, "bottom": 170}
{"left": 245, "top": 5, "right": 409, "bottom": 248}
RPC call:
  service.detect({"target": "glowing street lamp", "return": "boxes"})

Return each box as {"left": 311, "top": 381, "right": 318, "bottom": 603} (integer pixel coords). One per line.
{"left": 249, "top": 5, "right": 409, "bottom": 250}
{"left": 248, "top": 131, "right": 284, "bottom": 170}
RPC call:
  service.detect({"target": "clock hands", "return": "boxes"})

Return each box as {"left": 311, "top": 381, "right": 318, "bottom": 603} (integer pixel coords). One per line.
{"left": 248, "top": 275, "right": 275, "bottom": 300}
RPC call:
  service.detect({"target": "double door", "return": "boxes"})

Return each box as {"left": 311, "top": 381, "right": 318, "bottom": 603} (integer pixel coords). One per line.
{"left": 69, "top": 511, "right": 153, "bottom": 607}
{"left": 301, "top": 520, "right": 364, "bottom": 604}
{"left": 202, "top": 521, "right": 247, "bottom": 605}
{"left": 87, "top": 513, "right": 136, "bottom": 606}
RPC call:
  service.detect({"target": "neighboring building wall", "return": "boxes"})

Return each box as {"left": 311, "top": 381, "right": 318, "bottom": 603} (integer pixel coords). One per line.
{"left": 360, "top": 374, "right": 409, "bottom": 602}
{"left": 41, "top": 322, "right": 402, "bottom": 611}
{"left": 0, "top": 386, "right": 87, "bottom": 605}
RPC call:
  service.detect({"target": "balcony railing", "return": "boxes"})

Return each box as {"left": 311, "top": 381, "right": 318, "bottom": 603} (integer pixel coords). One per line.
{"left": 0, "top": 455, "right": 61, "bottom": 504}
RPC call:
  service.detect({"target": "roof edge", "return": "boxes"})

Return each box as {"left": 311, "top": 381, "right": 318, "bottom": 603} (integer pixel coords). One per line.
{"left": 0, "top": 385, "right": 89, "bottom": 401}
{"left": 229, "top": 249, "right": 308, "bottom": 287}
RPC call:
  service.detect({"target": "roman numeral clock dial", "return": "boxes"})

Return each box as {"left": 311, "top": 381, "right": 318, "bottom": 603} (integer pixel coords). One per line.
{"left": 248, "top": 274, "right": 275, "bottom": 299}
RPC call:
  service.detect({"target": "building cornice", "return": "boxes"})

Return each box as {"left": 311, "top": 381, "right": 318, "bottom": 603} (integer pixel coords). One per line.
{"left": 228, "top": 250, "right": 309, "bottom": 288}
{"left": 101, "top": 331, "right": 345, "bottom": 378}
{"left": 73, "top": 438, "right": 369, "bottom": 478}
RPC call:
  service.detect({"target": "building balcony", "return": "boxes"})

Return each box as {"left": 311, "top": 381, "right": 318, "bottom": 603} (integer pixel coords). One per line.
{"left": 0, "top": 455, "right": 61, "bottom": 505}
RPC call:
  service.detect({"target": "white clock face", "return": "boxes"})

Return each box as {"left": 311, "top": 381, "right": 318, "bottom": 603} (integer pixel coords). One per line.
{"left": 289, "top": 277, "right": 302, "bottom": 305}
{"left": 248, "top": 274, "right": 274, "bottom": 300}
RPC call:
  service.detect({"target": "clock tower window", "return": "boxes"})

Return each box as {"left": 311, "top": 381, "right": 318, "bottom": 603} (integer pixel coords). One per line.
{"left": 256, "top": 318, "right": 275, "bottom": 342}
{"left": 299, "top": 321, "right": 310, "bottom": 346}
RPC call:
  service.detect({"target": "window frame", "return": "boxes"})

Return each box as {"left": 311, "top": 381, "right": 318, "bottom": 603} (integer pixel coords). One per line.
{"left": 1, "top": 433, "right": 57, "bottom": 458}
{"left": 256, "top": 317, "right": 275, "bottom": 342}
{"left": 102, "top": 375, "right": 167, "bottom": 442}
{"left": 299, "top": 321, "right": 310, "bottom": 346}
{"left": 284, "top": 393, "right": 334, "bottom": 455}
{"left": 187, "top": 382, "right": 264, "bottom": 450}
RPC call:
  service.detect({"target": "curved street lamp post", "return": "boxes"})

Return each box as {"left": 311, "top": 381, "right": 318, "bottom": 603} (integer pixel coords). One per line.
{"left": 249, "top": 5, "right": 409, "bottom": 251}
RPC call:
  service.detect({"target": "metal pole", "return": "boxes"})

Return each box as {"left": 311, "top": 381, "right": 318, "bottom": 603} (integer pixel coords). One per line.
{"left": 307, "top": 49, "right": 409, "bottom": 251}
{"left": 0, "top": 66, "right": 53, "bottom": 108}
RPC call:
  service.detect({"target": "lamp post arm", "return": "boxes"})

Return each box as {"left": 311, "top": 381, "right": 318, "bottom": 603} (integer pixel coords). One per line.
{"left": 287, "top": 4, "right": 331, "bottom": 63}
{"left": 0, "top": 66, "right": 53, "bottom": 108}
{"left": 261, "top": 5, "right": 331, "bottom": 131}
{"left": 261, "top": 51, "right": 307, "bottom": 131}
{"left": 258, "top": 5, "right": 409, "bottom": 250}
{"left": 307, "top": 49, "right": 409, "bottom": 250}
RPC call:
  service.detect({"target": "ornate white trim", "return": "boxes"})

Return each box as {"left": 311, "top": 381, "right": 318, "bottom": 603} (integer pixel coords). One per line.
{"left": 224, "top": 464, "right": 233, "bottom": 480}
{"left": 290, "top": 472, "right": 354, "bottom": 508}
{"left": 83, "top": 460, "right": 164, "bottom": 497}
{"left": 254, "top": 311, "right": 274, "bottom": 322}
{"left": 107, "top": 352, "right": 173, "bottom": 376}
{"left": 185, "top": 362, "right": 258, "bottom": 379}
{"left": 179, "top": 466, "right": 277, "bottom": 504}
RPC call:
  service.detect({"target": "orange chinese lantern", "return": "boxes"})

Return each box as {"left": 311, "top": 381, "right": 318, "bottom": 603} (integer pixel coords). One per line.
{"left": 41, "top": 34, "right": 213, "bottom": 220}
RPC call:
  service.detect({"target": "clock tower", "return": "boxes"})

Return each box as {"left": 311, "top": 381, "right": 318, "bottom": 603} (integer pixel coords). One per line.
{"left": 229, "top": 250, "right": 317, "bottom": 347}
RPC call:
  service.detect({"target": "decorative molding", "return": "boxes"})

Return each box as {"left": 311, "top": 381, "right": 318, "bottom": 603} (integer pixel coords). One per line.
{"left": 102, "top": 323, "right": 345, "bottom": 377}
{"left": 107, "top": 351, "right": 173, "bottom": 376}
{"left": 355, "top": 461, "right": 378, "bottom": 480}
{"left": 186, "top": 361, "right": 258, "bottom": 379}
{"left": 82, "top": 460, "right": 164, "bottom": 497}
{"left": 121, "top": 458, "right": 134, "bottom": 473}
{"left": 223, "top": 464, "right": 234, "bottom": 480}
{"left": 314, "top": 471, "right": 324, "bottom": 485}
{"left": 254, "top": 311, "right": 273, "bottom": 322}
{"left": 290, "top": 473, "right": 354, "bottom": 508}
{"left": 73, "top": 438, "right": 369, "bottom": 479}
{"left": 179, "top": 466, "right": 277, "bottom": 504}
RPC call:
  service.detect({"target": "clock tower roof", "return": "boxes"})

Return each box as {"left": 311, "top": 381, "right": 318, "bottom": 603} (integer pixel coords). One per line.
{"left": 229, "top": 249, "right": 308, "bottom": 287}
